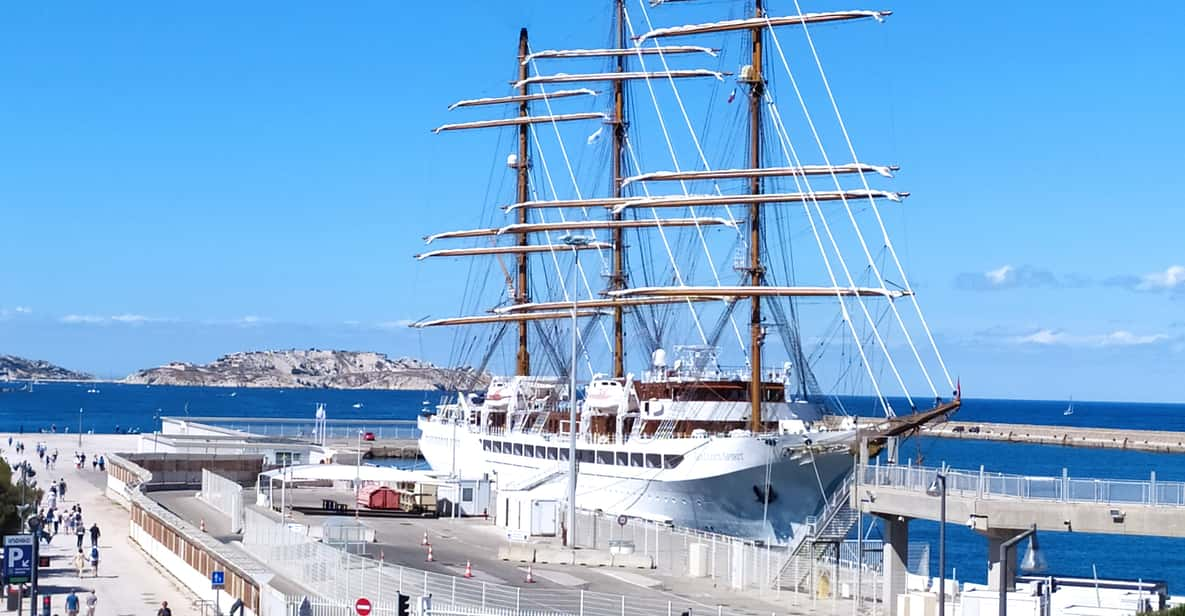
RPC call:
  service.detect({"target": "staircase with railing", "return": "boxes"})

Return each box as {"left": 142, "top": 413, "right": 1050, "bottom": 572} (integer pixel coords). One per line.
{"left": 772, "top": 471, "right": 859, "bottom": 591}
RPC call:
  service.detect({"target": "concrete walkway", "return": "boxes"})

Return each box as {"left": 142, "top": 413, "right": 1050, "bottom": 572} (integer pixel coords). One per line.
{"left": 3, "top": 433, "right": 201, "bottom": 616}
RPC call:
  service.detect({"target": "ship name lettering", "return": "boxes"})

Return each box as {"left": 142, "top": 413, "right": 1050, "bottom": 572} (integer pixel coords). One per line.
{"left": 695, "top": 452, "right": 743, "bottom": 462}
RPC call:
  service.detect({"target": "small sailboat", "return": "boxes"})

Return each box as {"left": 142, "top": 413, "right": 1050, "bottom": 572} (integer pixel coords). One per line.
{"left": 230, "top": 391, "right": 238, "bottom": 397}
{"left": 352, "top": 402, "right": 363, "bottom": 409}
{"left": 86, "top": 387, "right": 100, "bottom": 394}
{"left": 1064, "top": 396, "right": 1074, "bottom": 416}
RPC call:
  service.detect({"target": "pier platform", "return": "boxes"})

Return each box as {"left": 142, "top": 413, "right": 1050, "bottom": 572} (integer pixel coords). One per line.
{"left": 922, "top": 419, "right": 1185, "bottom": 453}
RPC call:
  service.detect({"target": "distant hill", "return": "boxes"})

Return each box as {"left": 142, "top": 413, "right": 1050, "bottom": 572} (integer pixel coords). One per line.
{"left": 122, "top": 349, "right": 486, "bottom": 390}
{"left": 0, "top": 355, "right": 93, "bottom": 381}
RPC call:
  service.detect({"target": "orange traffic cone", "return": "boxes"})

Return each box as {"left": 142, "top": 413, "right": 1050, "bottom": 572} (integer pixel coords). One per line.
{"left": 421, "top": 531, "right": 430, "bottom": 546}
{"left": 426, "top": 545, "right": 434, "bottom": 562}
{"left": 525, "top": 565, "right": 536, "bottom": 584}
{"left": 464, "top": 561, "right": 473, "bottom": 578}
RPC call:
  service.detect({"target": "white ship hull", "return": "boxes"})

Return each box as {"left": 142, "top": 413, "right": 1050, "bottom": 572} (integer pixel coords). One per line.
{"left": 418, "top": 415, "right": 853, "bottom": 543}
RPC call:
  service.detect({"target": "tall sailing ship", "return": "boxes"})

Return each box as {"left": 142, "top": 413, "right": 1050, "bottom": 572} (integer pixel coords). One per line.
{"left": 412, "top": 0, "right": 958, "bottom": 544}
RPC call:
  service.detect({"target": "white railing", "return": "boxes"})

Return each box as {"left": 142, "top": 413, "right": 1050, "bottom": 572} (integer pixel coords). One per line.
{"left": 245, "top": 507, "right": 763, "bottom": 616}
{"left": 171, "top": 416, "right": 422, "bottom": 441}
{"left": 199, "top": 469, "right": 246, "bottom": 533}
{"left": 860, "top": 462, "right": 1185, "bottom": 507}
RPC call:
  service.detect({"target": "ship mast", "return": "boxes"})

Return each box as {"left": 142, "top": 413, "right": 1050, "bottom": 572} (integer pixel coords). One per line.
{"left": 747, "top": 0, "right": 765, "bottom": 433}
{"left": 611, "top": 0, "right": 627, "bottom": 378}
{"left": 515, "top": 28, "right": 532, "bottom": 376}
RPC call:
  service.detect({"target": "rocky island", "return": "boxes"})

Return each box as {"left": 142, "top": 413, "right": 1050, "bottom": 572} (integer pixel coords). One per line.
{"left": 122, "top": 349, "right": 486, "bottom": 390}
{"left": 1, "top": 354, "right": 93, "bottom": 381}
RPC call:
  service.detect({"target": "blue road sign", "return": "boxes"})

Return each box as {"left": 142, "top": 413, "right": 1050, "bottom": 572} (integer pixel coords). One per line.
{"left": 4, "top": 534, "right": 33, "bottom": 584}
{"left": 211, "top": 570, "right": 225, "bottom": 589}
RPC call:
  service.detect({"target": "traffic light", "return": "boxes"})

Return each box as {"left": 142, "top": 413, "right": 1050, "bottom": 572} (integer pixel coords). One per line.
{"left": 396, "top": 594, "right": 409, "bottom": 616}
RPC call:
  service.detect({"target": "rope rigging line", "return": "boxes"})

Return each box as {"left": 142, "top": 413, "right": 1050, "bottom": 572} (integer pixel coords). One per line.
{"left": 624, "top": 5, "right": 746, "bottom": 356}
{"left": 786, "top": 1, "right": 954, "bottom": 394}
{"left": 763, "top": 18, "right": 925, "bottom": 408}
{"left": 526, "top": 125, "right": 608, "bottom": 377}
{"left": 765, "top": 97, "right": 896, "bottom": 417}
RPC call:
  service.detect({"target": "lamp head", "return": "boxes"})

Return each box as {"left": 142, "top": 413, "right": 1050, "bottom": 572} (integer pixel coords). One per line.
{"left": 1020, "top": 533, "right": 1048, "bottom": 573}
{"left": 926, "top": 472, "right": 945, "bottom": 497}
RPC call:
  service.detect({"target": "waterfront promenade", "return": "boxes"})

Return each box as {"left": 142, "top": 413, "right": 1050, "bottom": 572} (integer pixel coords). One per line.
{"left": 2, "top": 433, "right": 201, "bottom": 616}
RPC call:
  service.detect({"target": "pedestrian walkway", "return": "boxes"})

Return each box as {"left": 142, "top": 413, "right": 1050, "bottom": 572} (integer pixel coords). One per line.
{"left": 4, "top": 433, "right": 201, "bottom": 616}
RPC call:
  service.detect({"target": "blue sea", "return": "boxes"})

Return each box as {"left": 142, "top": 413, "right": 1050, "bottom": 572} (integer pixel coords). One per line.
{"left": 1, "top": 383, "right": 1182, "bottom": 590}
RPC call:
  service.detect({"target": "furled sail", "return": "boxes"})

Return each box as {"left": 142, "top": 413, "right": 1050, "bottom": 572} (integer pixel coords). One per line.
{"left": 411, "top": 310, "right": 610, "bottom": 328}
{"left": 621, "top": 163, "right": 898, "bottom": 186}
{"left": 448, "top": 89, "right": 597, "bottom": 110}
{"left": 494, "top": 296, "right": 733, "bottom": 314}
{"left": 514, "top": 69, "right": 724, "bottom": 89}
{"left": 415, "top": 242, "right": 613, "bottom": 260}
{"left": 503, "top": 189, "right": 907, "bottom": 212}
{"left": 634, "top": 11, "right": 891, "bottom": 44}
{"left": 523, "top": 46, "right": 717, "bottom": 63}
{"left": 610, "top": 286, "right": 912, "bottom": 299}
{"left": 434, "top": 113, "right": 607, "bottom": 134}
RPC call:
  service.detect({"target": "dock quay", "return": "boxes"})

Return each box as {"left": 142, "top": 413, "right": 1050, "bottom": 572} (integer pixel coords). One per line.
{"left": 923, "top": 419, "right": 1185, "bottom": 453}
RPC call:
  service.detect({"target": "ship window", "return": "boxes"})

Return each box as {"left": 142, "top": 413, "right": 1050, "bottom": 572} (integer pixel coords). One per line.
{"left": 559, "top": 448, "right": 569, "bottom": 461}
{"left": 615, "top": 452, "right": 628, "bottom": 466}
{"left": 547, "top": 447, "right": 558, "bottom": 460}
{"left": 493, "top": 441, "right": 503, "bottom": 453}
{"left": 482, "top": 440, "right": 491, "bottom": 452}
{"left": 513, "top": 443, "right": 523, "bottom": 456}
{"left": 645, "top": 454, "right": 661, "bottom": 469}
{"left": 578, "top": 449, "right": 594, "bottom": 463}
{"left": 630, "top": 453, "right": 643, "bottom": 467}
{"left": 663, "top": 455, "right": 683, "bottom": 469}
{"left": 596, "top": 451, "right": 613, "bottom": 465}
{"left": 524, "top": 445, "right": 535, "bottom": 458}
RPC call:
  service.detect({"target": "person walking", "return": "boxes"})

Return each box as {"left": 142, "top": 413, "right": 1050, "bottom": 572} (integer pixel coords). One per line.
{"left": 157, "top": 601, "right": 172, "bottom": 616}
{"left": 58, "top": 478, "right": 67, "bottom": 499}
{"left": 88, "top": 523, "right": 100, "bottom": 548}
{"left": 75, "top": 521, "right": 85, "bottom": 550}
{"left": 88, "top": 545, "right": 99, "bottom": 577}
{"left": 65, "top": 590, "right": 79, "bottom": 616}
{"left": 72, "top": 549, "right": 86, "bottom": 578}
{"left": 84, "top": 593, "right": 96, "bottom": 616}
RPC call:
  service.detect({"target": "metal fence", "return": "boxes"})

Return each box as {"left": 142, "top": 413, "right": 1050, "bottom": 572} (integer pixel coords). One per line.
{"left": 860, "top": 462, "right": 1185, "bottom": 507}
{"left": 199, "top": 469, "right": 246, "bottom": 533}
{"left": 246, "top": 507, "right": 798, "bottom": 616}
{"left": 181, "top": 417, "right": 421, "bottom": 441}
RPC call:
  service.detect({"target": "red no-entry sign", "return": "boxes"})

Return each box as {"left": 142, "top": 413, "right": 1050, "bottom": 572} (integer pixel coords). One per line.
{"left": 354, "top": 598, "right": 372, "bottom": 616}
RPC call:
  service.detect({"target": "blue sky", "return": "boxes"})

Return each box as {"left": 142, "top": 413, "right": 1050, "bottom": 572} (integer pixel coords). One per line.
{"left": 1, "top": 2, "right": 1183, "bottom": 402}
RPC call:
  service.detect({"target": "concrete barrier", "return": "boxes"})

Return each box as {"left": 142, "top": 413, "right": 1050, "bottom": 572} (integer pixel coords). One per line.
{"left": 496, "top": 544, "right": 536, "bottom": 562}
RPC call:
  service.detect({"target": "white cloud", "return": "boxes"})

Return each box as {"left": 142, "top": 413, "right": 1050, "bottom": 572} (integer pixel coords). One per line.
{"left": 60, "top": 313, "right": 169, "bottom": 325}
{"left": 985, "top": 265, "right": 1014, "bottom": 286}
{"left": 14, "top": 307, "right": 31, "bottom": 314}
{"left": 60, "top": 314, "right": 107, "bottom": 324}
{"left": 110, "top": 314, "right": 152, "bottom": 323}
{"left": 1013, "top": 328, "right": 1169, "bottom": 347}
{"left": 1135, "top": 265, "right": 1185, "bottom": 291}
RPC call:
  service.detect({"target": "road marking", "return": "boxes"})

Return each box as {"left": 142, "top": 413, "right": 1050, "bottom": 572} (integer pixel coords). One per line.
{"left": 596, "top": 569, "right": 662, "bottom": 588}
{"left": 519, "top": 567, "right": 587, "bottom": 587}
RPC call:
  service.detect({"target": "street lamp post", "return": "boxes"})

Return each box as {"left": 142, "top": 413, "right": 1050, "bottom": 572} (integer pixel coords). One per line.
{"left": 78, "top": 408, "right": 83, "bottom": 447}
{"left": 926, "top": 473, "right": 947, "bottom": 616}
{"left": 26, "top": 515, "right": 41, "bottom": 616}
{"left": 355, "top": 430, "right": 362, "bottom": 522}
{"left": 998, "top": 524, "right": 1046, "bottom": 616}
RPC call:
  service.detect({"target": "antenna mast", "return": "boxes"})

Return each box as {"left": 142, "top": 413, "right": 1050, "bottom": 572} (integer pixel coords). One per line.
{"left": 515, "top": 28, "right": 532, "bottom": 376}
{"left": 611, "top": 0, "right": 628, "bottom": 378}
{"left": 747, "top": 0, "right": 765, "bottom": 433}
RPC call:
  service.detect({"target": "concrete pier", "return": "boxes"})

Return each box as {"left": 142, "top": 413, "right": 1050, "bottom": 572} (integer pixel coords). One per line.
{"left": 923, "top": 420, "right": 1185, "bottom": 453}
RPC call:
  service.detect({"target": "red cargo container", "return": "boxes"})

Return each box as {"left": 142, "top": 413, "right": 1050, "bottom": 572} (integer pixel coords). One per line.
{"left": 356, "top": 485, "right": 401, "bottom": 510}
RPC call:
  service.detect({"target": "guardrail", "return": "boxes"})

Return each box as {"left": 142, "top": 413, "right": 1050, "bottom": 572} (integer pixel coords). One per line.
{"left": 860, "top": 462, "right": 1185, "bottom": 507}
{"left": 168, "top": 417, "right": 421, "bottom": 441}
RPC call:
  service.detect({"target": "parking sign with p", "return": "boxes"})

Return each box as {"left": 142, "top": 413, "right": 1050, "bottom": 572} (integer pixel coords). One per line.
{"left": 4, "top": 534, "right": 34, "bottom": 584}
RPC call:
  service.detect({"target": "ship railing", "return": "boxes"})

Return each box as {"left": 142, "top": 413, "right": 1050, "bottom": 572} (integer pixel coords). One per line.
{"left": 860, "top": 461, "right": 1185, "bottom": 507}
{"left": 642, "top": 366, "right": 786, "bottom": 382}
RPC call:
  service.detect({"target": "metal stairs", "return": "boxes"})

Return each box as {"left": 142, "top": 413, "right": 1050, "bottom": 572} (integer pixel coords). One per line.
{"left": 773, "top": 473, "right": 860, "bottom": 591}
{"left": 501, "top": 465, "right": 565, "bottom": 492}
